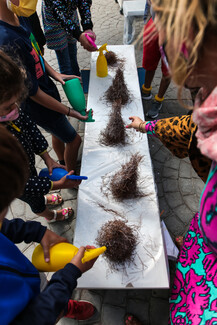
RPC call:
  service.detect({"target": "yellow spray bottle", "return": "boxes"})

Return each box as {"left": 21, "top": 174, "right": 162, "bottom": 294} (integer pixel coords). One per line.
{"left": 32, "top": 243, "right": 106, "bottom": 272}
{"left": 96, "top": 43, "right": 108, "bottom": 78}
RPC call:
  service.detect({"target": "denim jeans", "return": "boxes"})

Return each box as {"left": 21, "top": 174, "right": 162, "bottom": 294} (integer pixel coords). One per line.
{"left": 55, "top": 42, "right": 80, "bottom": 76}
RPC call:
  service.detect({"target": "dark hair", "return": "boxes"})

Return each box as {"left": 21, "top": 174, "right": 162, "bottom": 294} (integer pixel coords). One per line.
{"left": 0, "top": 50, "right": 27, "bottom": 104}
{"left": 0, "top": 125, "right": 29, "bottom": 212}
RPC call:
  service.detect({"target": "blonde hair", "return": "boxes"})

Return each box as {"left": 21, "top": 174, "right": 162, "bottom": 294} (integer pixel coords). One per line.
{"left": 151, "top": 0, "right": 217, "bottom": 92}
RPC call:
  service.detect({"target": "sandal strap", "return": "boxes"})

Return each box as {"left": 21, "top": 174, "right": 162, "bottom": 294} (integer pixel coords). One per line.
{"left": 44, "top": 195, "right": 48, "bottom": 205}
{"left": 62, "top": 208, "right": 69, "bottom": 217}
{"left": 53, "top": 210, "right": 57, "bottom": 221}
{"left": 51, "top": 193, "right": 60, "bottom": 202}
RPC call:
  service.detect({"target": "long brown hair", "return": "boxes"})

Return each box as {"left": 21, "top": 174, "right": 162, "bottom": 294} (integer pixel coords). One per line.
{"left": 0, "top": 125, "right": 29, "bottom": 212}
{"left": 0, "top": 50, "right": 27, "bottom": 104}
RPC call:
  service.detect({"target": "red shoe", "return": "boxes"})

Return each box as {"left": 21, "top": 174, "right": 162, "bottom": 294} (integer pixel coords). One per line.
{"left": 65, "top": 299, "right": 96, "bottom": 320}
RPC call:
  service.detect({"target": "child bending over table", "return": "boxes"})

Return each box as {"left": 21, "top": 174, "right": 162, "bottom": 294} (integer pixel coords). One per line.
{"left": 0, "top": 124, "right": 97, "bottom": 324}
{"left": 0, "top": 50, "right": 82, "bottom": 223}
{"left": 0, "top": 0, "right": 91, "bottom": 171}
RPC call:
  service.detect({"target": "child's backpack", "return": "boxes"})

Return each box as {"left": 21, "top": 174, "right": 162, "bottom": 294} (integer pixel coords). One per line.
{"left": 0, "top": 232, "right": 40, "bottom": 324}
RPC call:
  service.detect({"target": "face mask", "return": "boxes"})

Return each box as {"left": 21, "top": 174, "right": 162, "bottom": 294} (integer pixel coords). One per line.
{"left": 7, "top": 0, "right": 37, "bottom": 17}
{"left": 0, "top": 106, "right": 19, "bottom": 122}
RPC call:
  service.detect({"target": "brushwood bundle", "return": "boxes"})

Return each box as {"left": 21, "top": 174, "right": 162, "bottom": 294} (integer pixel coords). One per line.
{"left": 105, "top": 51, "right": 124, "bottom": 68}
{"left": 110, "top": 153, "right": 143, "bottom": 200}
{"left": 104, "top": 68, "right": 130, "bottom": 106}
{"left": 96, "top": 219, "right": 138, "bottom": 269}
{"left": 100, "top": 101, "right": 127, "bottom": 146}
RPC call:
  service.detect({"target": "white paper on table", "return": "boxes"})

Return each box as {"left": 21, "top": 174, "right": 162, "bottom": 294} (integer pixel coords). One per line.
{"left": 74, "top": 45, "right": 169, "bottom": 289}
{"left": 161, "top": 221, "right": 179, "bottom": 260}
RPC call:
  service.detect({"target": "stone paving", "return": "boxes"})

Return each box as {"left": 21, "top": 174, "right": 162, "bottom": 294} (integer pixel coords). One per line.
{"left": 9, "top": 0, "right": 205, "bottom": 324}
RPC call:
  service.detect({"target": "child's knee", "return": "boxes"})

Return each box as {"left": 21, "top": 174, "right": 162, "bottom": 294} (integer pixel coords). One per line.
{"left": 69, "top": 134, "right": 82, "bottom": 147}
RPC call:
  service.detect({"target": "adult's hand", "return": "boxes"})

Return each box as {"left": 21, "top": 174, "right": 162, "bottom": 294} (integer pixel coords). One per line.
{"left": 70, "top": 246, "right": 98, "bottom": 273}
{"left": 40, "top": 229, "right": 68, "bottom": 263}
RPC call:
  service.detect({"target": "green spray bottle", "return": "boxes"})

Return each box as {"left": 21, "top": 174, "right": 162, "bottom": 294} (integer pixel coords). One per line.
{"left": 96, "top": 43, "right": 108, "bottom": 78}
{"left": 62, "top": 78, "right": 95, "bottom": 122}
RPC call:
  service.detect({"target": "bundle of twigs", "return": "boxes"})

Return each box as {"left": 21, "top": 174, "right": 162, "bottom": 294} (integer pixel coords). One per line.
{"left": 100, "top": 100, "right": 127, "bottom": 146}
{"left": 105, "top": 51, "right": 124, "bottom": 67}
{"left": 96, "top": 219, "right": 137, "bottom": 268}
{"left": 104, "top": 68, "right": 130, "bottom": 106}
{"left": 110, "top": 153, "right": 143, "bottom": 200}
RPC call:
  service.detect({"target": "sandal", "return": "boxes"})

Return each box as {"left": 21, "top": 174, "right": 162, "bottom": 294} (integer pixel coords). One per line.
{"left": 45, "top": 207, "right": 74, "bottom": 223}
{"left": 125, "top": 314, "right": 143, "bottom": 325}
{"left": 44, "top": 193, "right": 63, "bottom": 206}
{"left": 175, "top": 236, "right": 184, "bottom": 250}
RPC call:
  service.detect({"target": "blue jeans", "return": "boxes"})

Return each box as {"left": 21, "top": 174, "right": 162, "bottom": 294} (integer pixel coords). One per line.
{"left": 55, "top": 42, "right": 80, "bottom": 76}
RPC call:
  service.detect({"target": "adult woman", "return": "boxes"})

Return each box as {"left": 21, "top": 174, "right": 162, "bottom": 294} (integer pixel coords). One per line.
{"left": 126, "top": 0, "right": 217, "bottom": 324}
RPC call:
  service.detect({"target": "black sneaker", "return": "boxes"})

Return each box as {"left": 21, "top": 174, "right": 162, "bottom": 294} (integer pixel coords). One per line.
{"left": 141, "top": 90, "right": 152, "bottom": 100}
{"left": 146, "top": 100, "right": 163, "bottom": 118}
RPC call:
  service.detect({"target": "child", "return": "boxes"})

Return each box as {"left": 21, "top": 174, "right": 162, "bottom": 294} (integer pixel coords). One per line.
{"left": 0, "top": 0, "right": 90, "bottom": 172}
{"left": 42, "top": 1, "right": 80, "bottom": 76}
{"left": 0, "top": 124, "right": 97, "bottom": 324}
{"left": 126, "top": 114, "right": 211, "bottom": 183}
{"left": 141, "top": 1, "right": 171, "bottom": 118}
{"left": 42, "top": 0, "right": 97, "bottom": 52}
{"left": 28, "top": 11, "right": 46, "bottom": 55}
{"left": 128, "top": 0, "right": 217, "bottom": 323}
{"left": 0, "top": 50, "right": 82, "bottom": 222}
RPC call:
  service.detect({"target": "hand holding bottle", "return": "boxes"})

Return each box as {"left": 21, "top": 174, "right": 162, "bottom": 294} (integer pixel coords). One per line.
{"left": 70, "top": 246, "right": 98, "bottom": 273}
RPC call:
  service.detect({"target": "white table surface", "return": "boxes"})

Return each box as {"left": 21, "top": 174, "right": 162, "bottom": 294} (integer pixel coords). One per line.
{"left": 74, "top": 45, "right": 169, "bottom": 289}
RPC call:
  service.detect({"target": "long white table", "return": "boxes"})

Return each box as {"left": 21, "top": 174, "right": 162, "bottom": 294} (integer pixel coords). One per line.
{"left": 74, "top": 45, "right": 169, "bottom": 289}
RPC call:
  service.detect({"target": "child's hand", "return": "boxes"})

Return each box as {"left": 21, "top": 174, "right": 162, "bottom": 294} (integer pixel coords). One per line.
{"left": 53, "top": 72, "right": 81, "bottom": 85}
{"left": 70, "top": 246, "right": 98, "bottom": 273}
{"left": 41, "top": 152, "right": 67, "bottom": 175}
{"left": 126, "top": 116, "right": 146, "bottom": 132}
{"left": 84, "top": 29, "right": 96, "bottom": 41}
{"left": 59, "top": 170, "right": 82, "bottom": 189}
{"left": 40, "top": 229, "right": 68, "bottom": 263}
{"left": 69, "top": 109, "right": 92, "bottom": 121}
{"left": 79, "top": 109, "right": 92, "bottom": 121}
{"left": 46, "top": 159, "right": 66, "bottom": 175}
{"left": 79, "top": 32, "right": 97, "bottom": 52}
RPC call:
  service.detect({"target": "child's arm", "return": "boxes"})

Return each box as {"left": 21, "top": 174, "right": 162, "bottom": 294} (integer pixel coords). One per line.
{"left": 43, "top": 0, "right": 92, "bottom": 41}
{"left": 77, "top": 0, "right": 93, "bottom": 33}
{"left": 1, "top": 218, "right": 47, "bottom": 244}
{"left": 44, "top": 60, "right": 81, "bottom": 82}
{"left": 126, "top": 116, "right": 158, "bottom": 136}
{"left": 30, "top": 87, "right": 90, "bottom": 121}
{"left": 13, "top": 247, "right": 97, "bottom": 324}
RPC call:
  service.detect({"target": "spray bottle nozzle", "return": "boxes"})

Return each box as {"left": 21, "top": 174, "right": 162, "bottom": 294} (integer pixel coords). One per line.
{"left": 98, "top": 43, "right": 108, "bottom": 54}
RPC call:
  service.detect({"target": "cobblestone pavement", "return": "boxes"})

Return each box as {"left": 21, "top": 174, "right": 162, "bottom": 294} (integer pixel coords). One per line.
{"left": 9, "top": 0, "right": 205, "bottom": 324}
